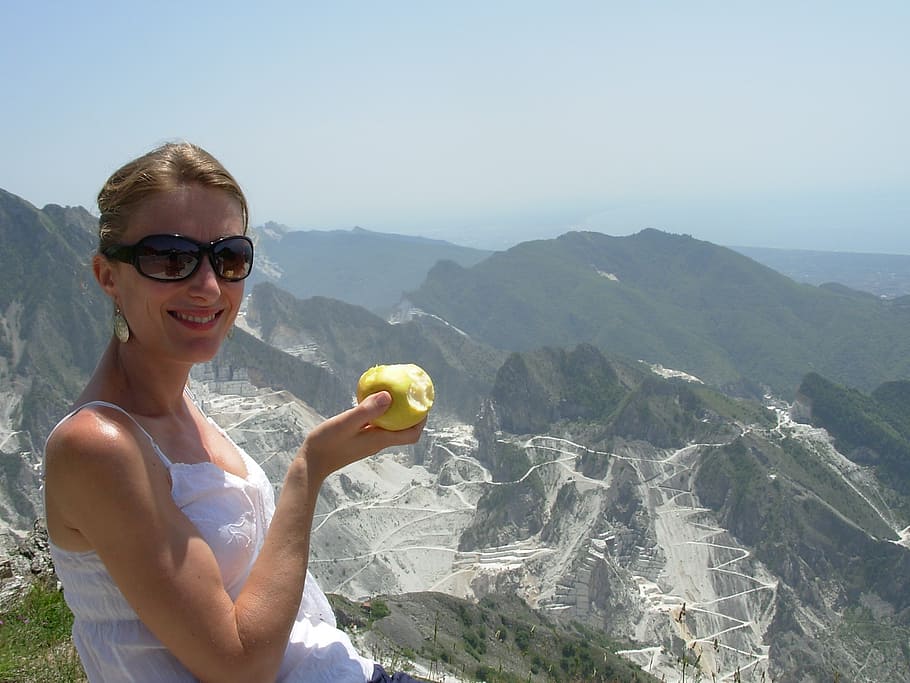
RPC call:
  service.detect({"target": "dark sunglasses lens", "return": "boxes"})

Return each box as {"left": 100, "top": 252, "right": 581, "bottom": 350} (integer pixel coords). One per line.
{"left": 135, "top": 236, "right": 200, "bottom": 280}
{"left": 212, "top": 238, "right": 253, "bottom": 281}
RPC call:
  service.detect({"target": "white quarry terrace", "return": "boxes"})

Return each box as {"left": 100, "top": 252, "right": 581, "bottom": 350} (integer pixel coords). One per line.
{"left": 184, "top": 361, "right": 904, "bottom": 682}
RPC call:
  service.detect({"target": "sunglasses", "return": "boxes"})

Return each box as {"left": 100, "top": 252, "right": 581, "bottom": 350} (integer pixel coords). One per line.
{"left": 101, "top": 234, "right": 254, "bottom": 282}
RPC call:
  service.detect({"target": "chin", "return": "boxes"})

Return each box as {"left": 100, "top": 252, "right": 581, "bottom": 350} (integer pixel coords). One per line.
{"left": 181, "top": 338, "right": 228, "bottom": 364}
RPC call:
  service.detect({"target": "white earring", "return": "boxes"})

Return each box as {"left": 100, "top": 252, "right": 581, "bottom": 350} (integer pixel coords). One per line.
{"left": 113, "top": 308, "right": 130, "bottom": 343}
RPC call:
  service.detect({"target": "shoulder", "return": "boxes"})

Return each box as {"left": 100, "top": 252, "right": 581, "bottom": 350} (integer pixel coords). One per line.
{"left": 44, "top": 404, "right": 171, "bottom": 536}
{"left": 45, "top": 404, "right": 148, "bottom": 476}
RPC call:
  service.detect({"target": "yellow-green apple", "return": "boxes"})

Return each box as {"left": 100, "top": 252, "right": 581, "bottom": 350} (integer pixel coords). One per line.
{"left": 356, "top": 364, "right": 435, "bottom": 431}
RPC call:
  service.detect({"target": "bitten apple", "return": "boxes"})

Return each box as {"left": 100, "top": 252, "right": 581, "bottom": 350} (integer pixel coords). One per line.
{"left": 356, "top": 364, "right": 435, "bottom": 431}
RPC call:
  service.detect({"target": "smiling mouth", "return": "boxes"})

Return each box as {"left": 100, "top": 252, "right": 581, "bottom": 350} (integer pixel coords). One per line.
{"left": 170, "top": 311, "right": 221, "bottom": 325}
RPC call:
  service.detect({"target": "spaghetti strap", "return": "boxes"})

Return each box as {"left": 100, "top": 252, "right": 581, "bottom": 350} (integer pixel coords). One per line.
{"left": 48, "top": 400, "right": 174, "bottom": 469}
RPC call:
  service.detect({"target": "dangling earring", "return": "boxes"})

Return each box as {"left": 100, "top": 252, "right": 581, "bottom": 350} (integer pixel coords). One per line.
{"left": 113, "top": 308, "right": 130, "bottom": 343}
{"left": 227, "top": 325, "right": 235, "bottom": 340}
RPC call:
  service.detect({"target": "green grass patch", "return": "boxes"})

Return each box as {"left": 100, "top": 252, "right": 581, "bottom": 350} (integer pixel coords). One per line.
{"left": 0, "top": 582, "right": 85, "bottom": 682}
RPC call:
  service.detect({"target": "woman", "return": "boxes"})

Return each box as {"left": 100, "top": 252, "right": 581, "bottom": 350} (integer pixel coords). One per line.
{"left": 44, "top": 142, "right": 426, "bottom": 682}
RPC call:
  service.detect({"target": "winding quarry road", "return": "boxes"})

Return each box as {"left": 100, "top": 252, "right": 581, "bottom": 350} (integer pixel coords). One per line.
{"left": 201, "top": 377, "right": 899, "bottom": 682}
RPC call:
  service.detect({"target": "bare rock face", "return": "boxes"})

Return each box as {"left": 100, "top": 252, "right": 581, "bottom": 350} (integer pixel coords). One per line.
{"left": 0, "top": 519, "right": 57, "bottom": 611}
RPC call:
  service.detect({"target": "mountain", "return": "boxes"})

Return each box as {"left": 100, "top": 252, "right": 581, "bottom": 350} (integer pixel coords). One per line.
{"left": 190, "top": 329, "right": 910, "bottom": 681}
{"left": 0, "top": 192, "right": 494, "bottom": 529}
{"left": 247, "top": 223, "right": 492, "bottom": 314}
{"left": 795, "top": 373, "right": 910, "bottom": 499}
{"left": 0, "top": 190, "right": 110, "bottom": 529}
{"left": 241, "top": 282, "right": 507, "bottom": 426}
{"left": 193, "top": 281, "right": 910, "bottom": 681}
{"left": 4, "top": 185, "right": 910, "bottom": 680}
{"left": 406, "top": 229, "right": 910, "bottom": 397}
{"left": 466, "top": 348, "right": 910, "bottom": 681}
{"left": 734, "top": 245, "right": 910, "bottom": 299}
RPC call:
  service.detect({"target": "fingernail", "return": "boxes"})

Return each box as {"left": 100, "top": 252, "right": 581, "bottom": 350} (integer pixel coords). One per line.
{"left": 373, "top": 391, "right": 391, "bottom": 408}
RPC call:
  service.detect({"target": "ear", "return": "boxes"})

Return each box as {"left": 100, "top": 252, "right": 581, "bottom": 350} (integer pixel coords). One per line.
{"left": 93, "top": 253, "right": 119, "bottom": 300}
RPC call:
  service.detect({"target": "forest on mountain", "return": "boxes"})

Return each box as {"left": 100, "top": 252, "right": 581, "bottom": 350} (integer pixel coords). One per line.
{"left": 406, "top": 229, "right": 910, "bottom": 396}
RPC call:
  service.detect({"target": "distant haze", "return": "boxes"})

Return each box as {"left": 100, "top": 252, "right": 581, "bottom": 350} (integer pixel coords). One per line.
{"left": 2, "top": 2, "right": 908, "bottom": 254}
{"left": 383, "top": 189, "right": 910, "bottom": 253}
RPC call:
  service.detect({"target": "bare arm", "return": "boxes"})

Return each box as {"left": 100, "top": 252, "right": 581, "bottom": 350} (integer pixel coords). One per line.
{"left": 45, "top": 391, "right": 419, "bottom": 683}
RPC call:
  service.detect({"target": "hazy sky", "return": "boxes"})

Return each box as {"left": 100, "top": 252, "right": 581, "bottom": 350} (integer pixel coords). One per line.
{"left": 2, "top": 1, "right": 908, "bottom": 252}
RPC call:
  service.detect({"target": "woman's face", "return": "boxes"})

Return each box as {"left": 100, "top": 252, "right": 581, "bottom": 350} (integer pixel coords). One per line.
{"left": 97, "top": 183, "right": 247, "bottom": 365}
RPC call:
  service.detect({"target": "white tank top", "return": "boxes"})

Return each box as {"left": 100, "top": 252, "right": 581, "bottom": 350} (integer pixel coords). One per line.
{"left": 47, "top": 400, "right": 374, "bottom": 682}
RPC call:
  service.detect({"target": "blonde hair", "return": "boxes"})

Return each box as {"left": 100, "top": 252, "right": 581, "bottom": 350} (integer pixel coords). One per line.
{"left": 97, "top": 142, "right": 249, "bottom": 250}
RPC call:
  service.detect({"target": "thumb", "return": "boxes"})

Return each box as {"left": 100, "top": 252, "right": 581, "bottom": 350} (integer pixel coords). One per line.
{"left": 355, "top": 390, "right": 392, "bottom": 421}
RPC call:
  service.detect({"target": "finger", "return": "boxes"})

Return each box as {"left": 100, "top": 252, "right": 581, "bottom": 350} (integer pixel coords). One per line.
{"left": 361, "top": 415, "right": 427, "bottom": 446}
{"left": 395, "top": 416, "right": 427, "bottom": 443}
{"left": 323, "top": 391, "right": 392, "bottom": 433}
{"left": 395, "top": 426, "right": 424, "bottom": 445}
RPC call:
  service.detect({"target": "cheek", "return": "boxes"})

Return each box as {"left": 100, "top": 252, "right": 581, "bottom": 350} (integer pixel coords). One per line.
{"left": 226, "top": 282, "right": 245, "bottom": 308}
{"left": 121, "top": 282, "right": 172, "bottom": 322}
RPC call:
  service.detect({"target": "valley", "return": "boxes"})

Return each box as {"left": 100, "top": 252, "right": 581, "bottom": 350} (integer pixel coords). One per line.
{"left": 190, "top": 361, "right": 855, "bottom": 681}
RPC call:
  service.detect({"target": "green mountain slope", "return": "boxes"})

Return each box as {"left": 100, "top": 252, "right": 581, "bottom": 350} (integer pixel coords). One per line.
{"left": 797, "top": 373, "right": 910, "bottom": 497}
{"left": 248, "top": 224, "right": 492, "bottom": 314}
{"left": 407, "top": 229, "right": 910, "bottom": 396}
{"left": 332, "top": 592, "right": 659, "bottom": 682}
{"left": 246, "top": 282, "right": 507, "bottom": 422}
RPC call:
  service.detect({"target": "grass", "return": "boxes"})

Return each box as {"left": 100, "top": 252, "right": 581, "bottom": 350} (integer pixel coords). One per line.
{"left": 1, "top": 581, "right": 656, "bottom": 682}
{"left": 0, "top": 581, "right": 86, "bottom": 682}
{"left": 333, "top": 592, "right": 661, "bottom": 682}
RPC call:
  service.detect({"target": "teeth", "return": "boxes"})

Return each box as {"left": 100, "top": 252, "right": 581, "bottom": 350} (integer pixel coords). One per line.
{"left": 174, "top": 312, "right": 217, "bottom": 324}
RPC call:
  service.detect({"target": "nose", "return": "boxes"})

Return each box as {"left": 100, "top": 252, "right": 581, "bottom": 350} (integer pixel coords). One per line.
{"left": 187, "top": 254, "right": 223, "bottom": 297}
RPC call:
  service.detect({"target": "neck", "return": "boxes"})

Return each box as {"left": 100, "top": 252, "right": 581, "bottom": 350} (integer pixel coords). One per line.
{"left": 85, "top": 338, "right": 195, "bottom": 418}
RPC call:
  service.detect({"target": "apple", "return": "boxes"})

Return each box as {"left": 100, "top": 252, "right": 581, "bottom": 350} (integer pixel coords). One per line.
{"left": 356, "top": 363, "right": 435, "bottom": 431}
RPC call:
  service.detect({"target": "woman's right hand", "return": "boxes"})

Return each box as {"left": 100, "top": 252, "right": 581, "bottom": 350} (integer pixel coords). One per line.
{"left": 297, "top": 390, "right": 427, "bottom": 485}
